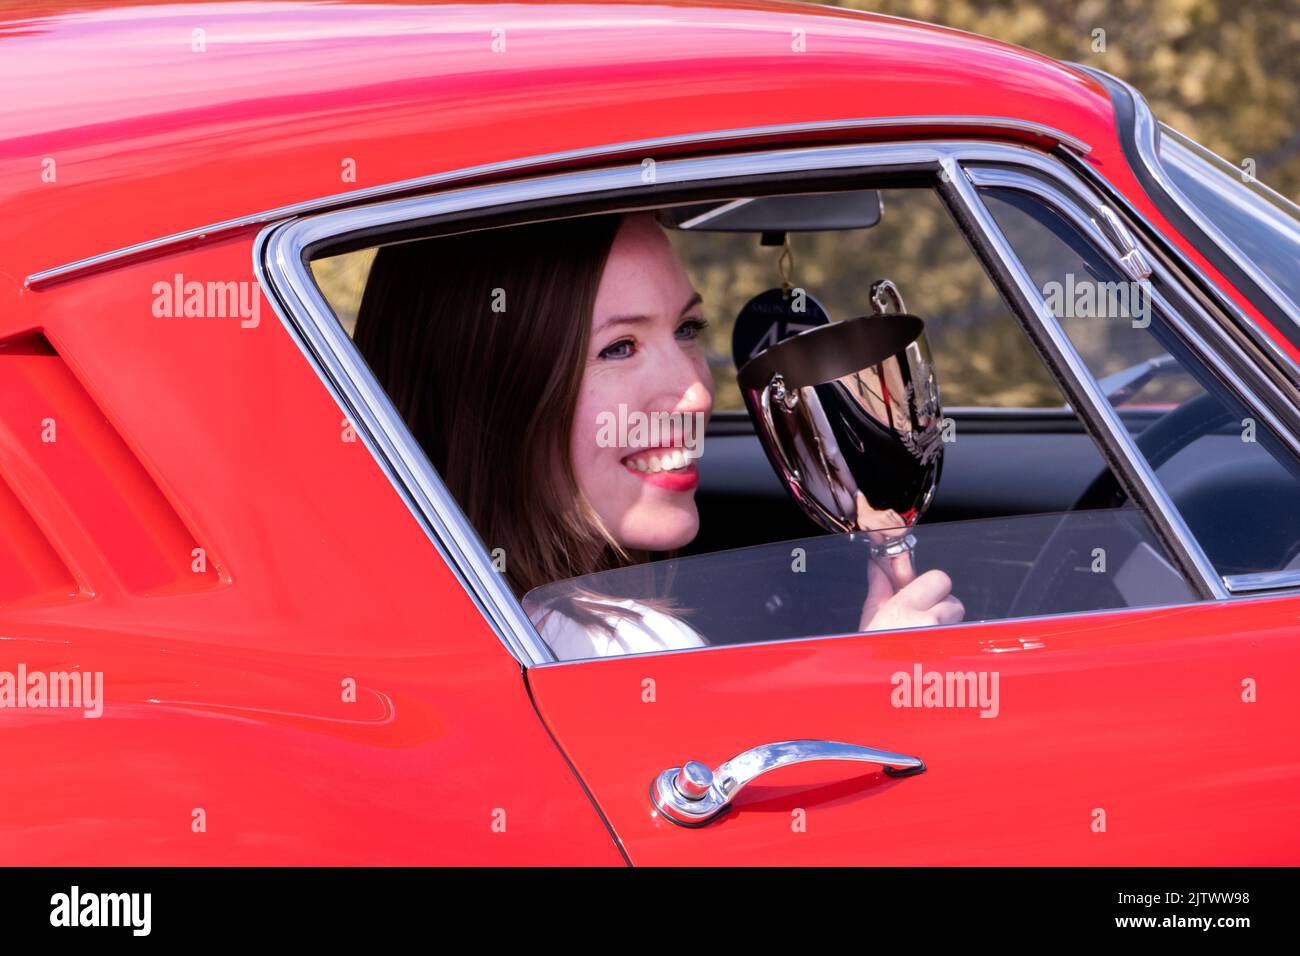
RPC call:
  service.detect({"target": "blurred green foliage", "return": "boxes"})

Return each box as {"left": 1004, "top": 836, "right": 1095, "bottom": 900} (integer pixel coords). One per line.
{"left": 827, "top": 0, "right": 1300, "bottom": 199}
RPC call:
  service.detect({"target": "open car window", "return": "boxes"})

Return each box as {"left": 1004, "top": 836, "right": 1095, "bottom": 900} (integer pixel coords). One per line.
{"left": 524, "top": 509, "right": 1194, "bottom": 661}
{"left": 288, "top": 152, "right": 1264, "bottom": 666}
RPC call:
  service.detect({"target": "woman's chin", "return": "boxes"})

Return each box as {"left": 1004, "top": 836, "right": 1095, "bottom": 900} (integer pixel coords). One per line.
{"left": 617, "top": 509, "right": 698, "bottom": 553}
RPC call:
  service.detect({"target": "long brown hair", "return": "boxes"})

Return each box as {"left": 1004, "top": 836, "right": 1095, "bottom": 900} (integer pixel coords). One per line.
{"left": 353, "top": 214, "right": 635, "bottom": 597}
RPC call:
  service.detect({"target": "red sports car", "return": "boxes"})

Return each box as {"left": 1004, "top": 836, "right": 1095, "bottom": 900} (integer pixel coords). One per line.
{"left": 2, "top": 0, "right": 1298, "bottom": 866}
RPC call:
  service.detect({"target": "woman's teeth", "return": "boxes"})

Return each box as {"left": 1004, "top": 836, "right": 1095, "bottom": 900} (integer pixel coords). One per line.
{"left": 625, "top": 449, "right": 690, "bottom": 473}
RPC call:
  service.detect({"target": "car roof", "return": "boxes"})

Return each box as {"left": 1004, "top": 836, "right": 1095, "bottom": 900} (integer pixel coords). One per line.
{"left": 0, "top": 0, "right": 1114, "bottom": 283}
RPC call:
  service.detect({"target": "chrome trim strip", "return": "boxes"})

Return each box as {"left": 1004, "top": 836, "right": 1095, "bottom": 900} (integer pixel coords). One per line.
{"left": 1223, "top": 569, "right": 1300, "bottom": 593}
{"left": 28, "top": 116, "right": 1088, "bottom": 289}
{"left": 274, "top": 141, "right": 949, "bottom": 251}
{"left": 255, "top": 138, "right": 1245, "bottom": 666}
{"left": 1073, "top": 64, "right": 1300, "bottom": 330}
{"left": 942, "top": 159, "right": 1227, "bottom": 599}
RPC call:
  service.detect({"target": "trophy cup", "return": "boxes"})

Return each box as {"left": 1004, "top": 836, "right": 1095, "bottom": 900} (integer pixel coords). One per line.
{"left": 737, "top": 282, "right": 944, "bottom": 588}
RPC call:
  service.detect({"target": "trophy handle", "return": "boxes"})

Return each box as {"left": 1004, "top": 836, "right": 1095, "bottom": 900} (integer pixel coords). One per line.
{"left": 759, "top": 374, "right": 802, "bottom": 486}
{"left": 870, "top": 278, "right": 907, "bottom": 315}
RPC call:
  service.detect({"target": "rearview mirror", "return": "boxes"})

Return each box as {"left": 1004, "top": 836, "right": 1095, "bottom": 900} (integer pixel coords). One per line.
{"left": 657, "top": 190, "right": 883, "bottom": 233}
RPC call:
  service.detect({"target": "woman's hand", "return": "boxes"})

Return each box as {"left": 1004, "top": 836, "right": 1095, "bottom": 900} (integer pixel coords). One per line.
{"left": 858, "top": 557, "right": 965, "bottom": 632}
{"left": 851, "top": 492, "right": 963, "bottom": 632}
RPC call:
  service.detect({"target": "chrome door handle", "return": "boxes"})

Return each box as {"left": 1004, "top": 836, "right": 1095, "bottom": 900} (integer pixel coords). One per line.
{"left": 651, "top": 739, "right": 925, "bottom": 827}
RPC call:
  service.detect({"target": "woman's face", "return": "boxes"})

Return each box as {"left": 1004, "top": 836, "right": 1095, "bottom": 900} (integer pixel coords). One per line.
{"left": 571, "top": 212, "right": 714, "bottom": 552}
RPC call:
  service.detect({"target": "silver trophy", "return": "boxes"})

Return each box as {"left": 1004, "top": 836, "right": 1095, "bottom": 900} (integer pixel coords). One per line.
{"left": 737, "top": 282, "right": 943, "bottom": 588}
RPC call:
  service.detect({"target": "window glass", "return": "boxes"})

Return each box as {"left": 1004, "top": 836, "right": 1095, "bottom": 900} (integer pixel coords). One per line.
{"left": 525, "top": 510, "right": 1194, "bottom": 661}
{"left": 1156, "top": 127, "right": 1300, "bottom": 315}
{"left": 982, "top": 187, "right": 1300, "bottom": 578}
{"left": 311, "top": 247, "right": 375, "bottom": 335}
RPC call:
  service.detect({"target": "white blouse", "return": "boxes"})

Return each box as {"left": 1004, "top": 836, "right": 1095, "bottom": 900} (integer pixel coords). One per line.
{"left": 529, "top": 597, "right": 707, "bottom": 661}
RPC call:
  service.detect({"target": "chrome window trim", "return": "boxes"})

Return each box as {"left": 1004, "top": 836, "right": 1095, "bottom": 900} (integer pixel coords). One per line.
{"left": 26, "top": 115, "right": 1087, "bottom": 290}
{"left": 963, "top": 136, "right": 1300, "bottom": 396}
{"left": 271, "top": 141, "right": 946, "bottom": 254}
{"left": 255, "top": 137, "right": 1266, "bottom": 666}
{"left": 259, "top": 140, "right": 962, "bottom": 667}
{"left": 1224, "top": 569, "right": 1300, "bottom": 593}
{"left": 965, "top": 166, "right": 1300, "bottom": 458}
{"left": 965, "top": 165, "right": 1300, "bottom": 594}
{"left": 1072, "top": 64, "right": 1300, "bottom": 335}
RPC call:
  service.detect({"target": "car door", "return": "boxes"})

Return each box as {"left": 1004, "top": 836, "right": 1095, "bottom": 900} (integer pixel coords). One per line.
{"left": 528, "top": 580, "right": 1300, "bottom": 865}
{"left": 522, "top": 156, "right": 1300, "bottom": 866}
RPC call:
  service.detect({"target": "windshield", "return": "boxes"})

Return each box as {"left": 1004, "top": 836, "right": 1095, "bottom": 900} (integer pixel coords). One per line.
{"left": 524, "top": 510, "right": 1195, "bottom": 661}
{"left": 1156, "top": 126, "right": 1300, "bottom": 317}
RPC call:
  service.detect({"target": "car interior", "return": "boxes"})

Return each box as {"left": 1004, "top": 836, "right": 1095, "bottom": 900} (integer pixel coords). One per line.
{"left": 662, "top": 187, "right": 1300, "bottom": 583}
{"left": 646, "top": 190, "right": 1114, "bottom": 556}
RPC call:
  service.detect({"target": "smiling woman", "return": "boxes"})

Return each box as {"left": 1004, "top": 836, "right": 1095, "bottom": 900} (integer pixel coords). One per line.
{"left": 350, "top": 207, "right": 964, "bottom": 659}
{"left": 355, "top": 212, "right": 718, "bottom": 585}
{"left": 571, "top": 213, "right": 715, "bottom": 554}
{"left": 353, "top": 212, "right": 722, "bottom": 659}
{"left": 353, "top": 214, "right": 631, "bottom": 597}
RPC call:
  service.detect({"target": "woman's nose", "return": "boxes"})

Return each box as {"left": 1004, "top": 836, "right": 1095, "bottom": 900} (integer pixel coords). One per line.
{"left": 657, "top": 378, "right": 710, "bottom": 456}
{"left": 676, "top": 379, "right": 713, "bottom": 416}
{"left": 652, "top": 336, "right": 713, "bottom": 416}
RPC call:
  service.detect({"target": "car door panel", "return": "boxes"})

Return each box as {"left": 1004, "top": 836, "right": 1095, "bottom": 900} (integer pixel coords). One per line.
{"left": 529, "top": 596, "right": 1300, "bottom": 864}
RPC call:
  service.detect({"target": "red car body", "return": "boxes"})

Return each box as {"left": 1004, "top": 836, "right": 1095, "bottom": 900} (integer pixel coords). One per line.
{"left": 1, "top": 0, "right": 1297, "bottom": 865}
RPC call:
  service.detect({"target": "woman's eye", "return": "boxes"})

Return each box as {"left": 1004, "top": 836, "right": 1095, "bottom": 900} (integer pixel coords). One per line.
{"left": 676, "top": 317, "right": 708, "bottom": 341}
{"left": 597, "top": 338, "right": 635, "bottom": 360}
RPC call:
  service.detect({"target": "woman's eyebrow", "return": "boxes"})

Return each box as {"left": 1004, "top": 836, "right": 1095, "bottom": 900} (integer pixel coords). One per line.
{"left": 595, "top": 291, "right": 704, "bottom": 334}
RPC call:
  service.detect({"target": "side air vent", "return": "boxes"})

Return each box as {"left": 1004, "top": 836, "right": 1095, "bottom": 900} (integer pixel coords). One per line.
{"left": 0, "top": 330, "right": 222, "bottom": 601}
{"left": 0, "top": 474, "right": 78, "bottom": 607}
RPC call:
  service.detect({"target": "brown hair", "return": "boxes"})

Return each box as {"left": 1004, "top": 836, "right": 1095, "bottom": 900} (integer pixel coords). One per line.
{"left": 352, "top": 214, "right": 637, "bottom": 598}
